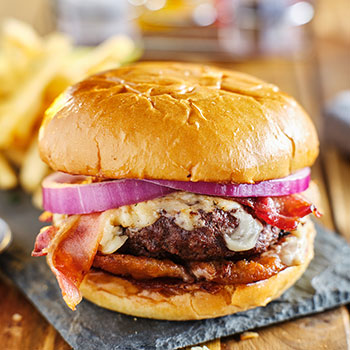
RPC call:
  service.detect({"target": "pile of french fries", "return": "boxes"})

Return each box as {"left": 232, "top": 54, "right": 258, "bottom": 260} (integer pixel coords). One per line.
{"left": 0, "top": 18, "right": 139, "bottom": 207}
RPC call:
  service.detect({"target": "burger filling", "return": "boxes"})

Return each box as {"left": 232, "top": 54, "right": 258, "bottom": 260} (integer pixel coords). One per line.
{"left": 96, "top": 192, "right": 276, "bottom": 259}
{"left": 33, "top": 191, "right": 319, "bottom": 310}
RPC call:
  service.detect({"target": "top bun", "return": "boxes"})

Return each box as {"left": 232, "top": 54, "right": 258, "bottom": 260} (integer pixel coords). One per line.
{"left": 39, "top": 62, "right": 319, "bottom": 183}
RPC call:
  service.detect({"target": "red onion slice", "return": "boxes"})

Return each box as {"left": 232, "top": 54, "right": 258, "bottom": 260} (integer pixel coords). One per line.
{"left": 42, "top": 172, "right": 175, "bottom": 215}
{"left": 144, "top": 168, "right": 311, "bottom": 198}
{"left": 42, "top": 168, "right": 310, "bottom": 215}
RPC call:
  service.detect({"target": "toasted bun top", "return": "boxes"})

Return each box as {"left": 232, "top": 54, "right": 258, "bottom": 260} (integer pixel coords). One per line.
{"left": 39, "top": 62, "right": 319, "bottom": 183}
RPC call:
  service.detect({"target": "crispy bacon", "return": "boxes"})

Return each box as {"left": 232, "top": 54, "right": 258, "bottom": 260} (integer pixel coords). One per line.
{"left": 32, "top": 214, "right": 103, "bottom": 310}
{"left": 236, "top": 194, "right": 321, "bottom": 231}
{"left": 93, "top": 252, "right": 287, "bottom": 285}
{"left": 32, "top": 226, "right": 57, "bottom": 257}
{"left": 188, "top": 256, "right": 285, "bottom": 284}
{"left": 49, "top": 214, "right": 103, "bottom": 310}
{"left": 39, "top": 211, "right": 53, "bottom": 223}
{"left": 93, "top": 253, "right": 193, "bottom": 282}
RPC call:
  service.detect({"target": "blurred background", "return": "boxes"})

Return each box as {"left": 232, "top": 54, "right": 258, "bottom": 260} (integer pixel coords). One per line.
{"left": 0, "top": 0, "right": 349, "bottom": 232}
{"left": 0, "top": 1, "right": 349, "bottom": 348}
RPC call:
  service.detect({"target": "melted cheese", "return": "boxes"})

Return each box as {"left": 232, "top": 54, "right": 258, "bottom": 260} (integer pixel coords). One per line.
{"left": 52, "top": 213, "right": 68, "bottom": 226}
{"left": 98, "top": 211, "right": 128, "bottom": 254}
{"left": 263, "top": 226, "right": 306, "bottom": 266}
{"left": 98, "top": 192, "right": 263, "bottom": 253}
{"left": 223, "top": 209, "right": 263, "bottom": 252}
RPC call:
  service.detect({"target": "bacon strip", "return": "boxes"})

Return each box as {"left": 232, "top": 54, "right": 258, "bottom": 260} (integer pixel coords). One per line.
{"left": 32, "top": 226, "right": 57, "bottom": 257}
{"left": 39, "top": 211, "right": 53, "bottom": 223}
{"left": 33, "top": 214, "right": 103, "bottom": 310}
{"left": 236, "top": 194, "right": 321, "bottom": 231}
{"left": 93, "top": 253, "right": 193, "bottom": 282}
{"left": 188, "top": 256, "right": 285, "bottom": 284}
{"left": 93, "top": 252, "right": 287, "bottom": 285}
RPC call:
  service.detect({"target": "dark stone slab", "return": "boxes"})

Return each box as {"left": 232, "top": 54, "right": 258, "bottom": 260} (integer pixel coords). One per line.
{"left": 0, "top": 191, "right": 350, "bottom": 350}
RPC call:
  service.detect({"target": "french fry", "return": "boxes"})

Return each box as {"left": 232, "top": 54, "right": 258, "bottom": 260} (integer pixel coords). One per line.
{"left": 13, "top": 33, "right": 72, "bottom": 144}
{"left": 0, "top": 87, "right": 42, "bottom": 149}
{"left": 0, "top": 152, "right": 17, "bottom": 189}
{"left": 0, "top": 33, "right": 72, "bottom": 148}
{"left": 50, "top": 36, "right": 136, "bottom": 89}
{"left": 1, "top": 18, "right": 43, "bottom": 58}
{"left": 0, "top": 18, "right": 139, "bottom": 200}
{"left": 32, "top": 186, "right": 43, "bottom": 210}
{"left": 45, "top": 35, "right": 137, "bottom": 104}
{"left": 0, "top": 53, "right": 20, "bottom": 98}
{"left": 0, "top": 18, "right": 44, "bottom": 97}
{"left": 3, "top": 146, "right": 26, "bottom": 167}
{"left": 72, "top": 36, "right": 135, "bottom": 75}
{"left": 84, "top": 36, "right": 136, "bottom": 74}
{"left": 19, "top": 138, "right": 49, "bottom": 193}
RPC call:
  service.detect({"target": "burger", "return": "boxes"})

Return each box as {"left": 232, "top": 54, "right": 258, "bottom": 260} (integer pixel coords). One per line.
{"left": 32, "top": 62, "right": 321, "bottom": 320}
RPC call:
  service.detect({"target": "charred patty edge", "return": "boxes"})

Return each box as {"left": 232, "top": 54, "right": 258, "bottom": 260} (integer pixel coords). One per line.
{"left": 118, "top": 208, "right": 284, "bottom": 261}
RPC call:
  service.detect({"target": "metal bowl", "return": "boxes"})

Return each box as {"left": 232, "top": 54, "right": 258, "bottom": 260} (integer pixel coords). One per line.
{"left": 0, "top": 218, "right": 12, "bottom": 253}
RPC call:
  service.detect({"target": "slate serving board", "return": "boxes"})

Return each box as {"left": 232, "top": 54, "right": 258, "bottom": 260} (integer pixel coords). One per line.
{"left": 0, "top": 191, "right": 350, "bottom": 350}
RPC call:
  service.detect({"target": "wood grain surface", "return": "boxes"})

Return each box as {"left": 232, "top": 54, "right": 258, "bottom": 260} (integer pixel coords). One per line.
{"left": 0, "top": 0, "right": 349, "bottom": 349}
{"left": 0, "top": 274, "right": 69, "bottom": 350}
{"left": 223, "top": 308, "right": 350, "bottom": 350}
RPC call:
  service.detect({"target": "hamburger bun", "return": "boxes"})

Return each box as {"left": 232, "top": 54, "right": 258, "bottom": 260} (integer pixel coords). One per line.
{"left": 80, "top": 219, "right": 315, "bottom": 320}
{"left": 39, "top": 62, "right": 319, "bottom": 183}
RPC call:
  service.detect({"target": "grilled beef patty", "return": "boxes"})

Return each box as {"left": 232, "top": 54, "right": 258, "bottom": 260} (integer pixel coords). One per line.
{"left": 119, "top": 209, "right": 283, "bottom": 261}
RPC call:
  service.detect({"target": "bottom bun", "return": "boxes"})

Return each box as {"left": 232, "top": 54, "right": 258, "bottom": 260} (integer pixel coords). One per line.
{"left": 80, "top": 220, "right": 316, "bottom": 320}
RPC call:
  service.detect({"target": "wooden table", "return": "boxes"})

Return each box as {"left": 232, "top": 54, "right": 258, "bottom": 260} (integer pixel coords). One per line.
{"left": 0, "top": 1, "right": 350, "bottom": 349}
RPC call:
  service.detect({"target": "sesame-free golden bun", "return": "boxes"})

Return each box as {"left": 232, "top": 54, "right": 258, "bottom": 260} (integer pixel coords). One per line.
{"left": 39, "top": 62, "right": 319, "bottom": 183}
{"left": 80, "top": 219, "right": 315, "bottom": 320}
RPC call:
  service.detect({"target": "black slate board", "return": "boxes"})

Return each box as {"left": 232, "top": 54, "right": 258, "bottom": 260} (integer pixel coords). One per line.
{"left": 0, "top": 191, "right": 350, "bottom": 350}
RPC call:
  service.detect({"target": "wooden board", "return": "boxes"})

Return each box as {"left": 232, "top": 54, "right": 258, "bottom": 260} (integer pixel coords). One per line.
{"left": 223, "top": 308, "right": 350, "bottom": 350}
{"left": 0, "top": 274, "right": 70, "bottom": 350}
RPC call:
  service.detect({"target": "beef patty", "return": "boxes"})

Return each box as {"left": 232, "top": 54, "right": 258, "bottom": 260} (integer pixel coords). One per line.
{"left": 119, "top": 209, "right": 284, "bottom": 261}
